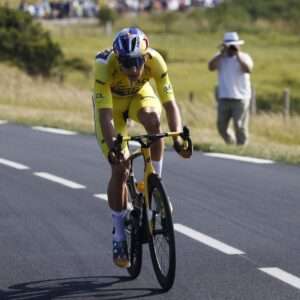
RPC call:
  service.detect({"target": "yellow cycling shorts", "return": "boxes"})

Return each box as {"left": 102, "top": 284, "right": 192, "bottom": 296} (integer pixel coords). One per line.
{"left": 93, "top": 83, "right": 162, "bottom": 158}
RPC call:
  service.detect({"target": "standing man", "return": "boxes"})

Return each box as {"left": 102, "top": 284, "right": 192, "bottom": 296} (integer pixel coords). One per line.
{"left": 93, "top": 27, "right": 192, "bottom": 268}
{"left": 208, "top": 32, "right": 254, "bottom": 145}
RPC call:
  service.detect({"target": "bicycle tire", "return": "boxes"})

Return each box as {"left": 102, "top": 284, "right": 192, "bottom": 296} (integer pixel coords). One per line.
{"left": 126, "top": 178, "right": 143, "bottom": 279}
{"left": 148, "top": 174, "right": 176, "bottom": 291}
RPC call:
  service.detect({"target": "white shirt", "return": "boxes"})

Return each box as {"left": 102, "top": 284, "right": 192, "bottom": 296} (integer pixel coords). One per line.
{"left": 217, "top": 52, "right": 253, "bottom": 102}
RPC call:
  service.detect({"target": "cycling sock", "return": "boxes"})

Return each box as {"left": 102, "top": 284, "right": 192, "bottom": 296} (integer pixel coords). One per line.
{"left": 112, "top": 210, "right": 127, "bottom": 242}
{"left": 152, "top": 159, "right": 163, "bottom": 177}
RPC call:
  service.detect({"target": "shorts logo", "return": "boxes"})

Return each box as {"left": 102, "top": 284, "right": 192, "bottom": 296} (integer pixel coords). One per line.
{"left": 164, "top": 84, "right": 173, "bottom": 94}
{"left": 96, "top": 93, "right": 104, "bottom": 99}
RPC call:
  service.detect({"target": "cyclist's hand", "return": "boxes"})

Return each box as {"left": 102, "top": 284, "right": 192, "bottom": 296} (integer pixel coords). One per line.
{"left": 108, "top": 148, "right": 126, "bottom": 165}
{"left": 173, "top": 138, "right": 192, "bottom": 159}
{"left": 173, "top": 126, "right": 193, "bottom": 159}
{"left": 107, "top": 134, "right": 126, "bottom": 165}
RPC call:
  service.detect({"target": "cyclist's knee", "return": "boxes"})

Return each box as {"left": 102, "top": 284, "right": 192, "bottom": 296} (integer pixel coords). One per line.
{"left": 139, "top": 110, "right": 160, "bottom": 133}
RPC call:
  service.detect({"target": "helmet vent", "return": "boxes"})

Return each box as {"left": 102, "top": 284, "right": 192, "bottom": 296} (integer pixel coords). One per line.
{"left": 131, "top": 37, "right": 137, "bottom": 51}
{"left": 121, "top": 37, "right": 129, "bottom": 52}
{"left": 113, "top": 27, "right": 147, "bottom": 57}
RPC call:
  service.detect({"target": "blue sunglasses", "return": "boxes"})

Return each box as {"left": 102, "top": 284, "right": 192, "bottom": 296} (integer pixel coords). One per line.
{"left": 119, "top": 56, "right": 145, "bottom": 69}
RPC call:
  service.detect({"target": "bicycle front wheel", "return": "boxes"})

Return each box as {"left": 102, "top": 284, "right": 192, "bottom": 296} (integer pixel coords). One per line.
{"left": 126, "top": 179, "right": 142, "bottom": 279}
{"left": 148, "top": 174, "right": 176, "bottom": 291}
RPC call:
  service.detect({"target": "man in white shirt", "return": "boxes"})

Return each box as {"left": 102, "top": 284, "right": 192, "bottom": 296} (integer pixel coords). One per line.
{"left": 208, "top": 32, "right": 254, "bottom": 145}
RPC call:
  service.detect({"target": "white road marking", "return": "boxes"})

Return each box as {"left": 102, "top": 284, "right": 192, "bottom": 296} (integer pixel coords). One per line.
{"left": 204, "top": 153, "right": 274, "bottom": 164}
{"left": 0, "top": 120, "right": 8, "bottom": 124}
{"left": 32, "top": 126, "right": 77, "bottom": 135}
{"left": 34, "top": 172, "right": 85, "bottom": 189}
{"left": 0, "top": 158, "right": 30, "bottom": 170}
{"left": 94, "top": 194, "right": 108, "bottom": 201}
{"left": 259, "top": 268, "right": 300, "bottom": 290}
{"left": 174, "top": 223, "right": 245, "bottom": 255}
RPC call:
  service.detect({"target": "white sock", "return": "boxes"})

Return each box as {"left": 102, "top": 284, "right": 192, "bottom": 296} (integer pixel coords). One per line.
{"left": 152, "top": 159, "right": 163, "bottom": 177}
{"left": 112, "top": 210, "right": 127, "bottom": 242}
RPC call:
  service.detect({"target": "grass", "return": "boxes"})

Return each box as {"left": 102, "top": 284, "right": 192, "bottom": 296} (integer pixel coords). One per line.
{"left": 1, "top": 13, "right": 300, "bottom": 164}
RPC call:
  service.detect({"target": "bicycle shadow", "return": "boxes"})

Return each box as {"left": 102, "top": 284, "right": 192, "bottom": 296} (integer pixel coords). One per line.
{"left": 0, "top": 275, "right": 164, "bottom": 300}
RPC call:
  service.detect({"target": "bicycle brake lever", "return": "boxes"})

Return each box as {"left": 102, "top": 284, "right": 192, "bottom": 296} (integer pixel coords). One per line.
{"left": 181, "top": 126, "right": 190, "bottom": 140}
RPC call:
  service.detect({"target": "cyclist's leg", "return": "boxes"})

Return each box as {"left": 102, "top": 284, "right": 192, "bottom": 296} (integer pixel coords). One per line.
{"left": 94, "top": 94, "right": 130, "bottom": 210}
{"left": 93, "top": 96, "right": 130, "bottom": 267}
{"left": 129, "top": 83, "right": 163, "bottom": 176}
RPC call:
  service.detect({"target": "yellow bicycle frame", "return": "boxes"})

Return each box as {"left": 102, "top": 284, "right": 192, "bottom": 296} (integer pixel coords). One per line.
{"left": 123, "top": 131, "right": 181, "bottom": 235}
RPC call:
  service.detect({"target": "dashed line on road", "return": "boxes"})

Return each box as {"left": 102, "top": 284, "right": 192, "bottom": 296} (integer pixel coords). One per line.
{"left": 94, "top": 194, "right": 108, "bottom": 201}
{"left": 34, "top": 172, "right": 86, "bottom": 189}
{"left": 259, "top": 267, "right": 300, "bottom": 290}
{"left": 32, "top": 126, "right": 77, "bottom": 135}
{"left": 4, "top": 123, "right": 300, "bottom": 292}
{"left": 204, "top": 153, "right": 274, "bottom": 164}
{"left": 174, "top": 223, "right": 245, "bottom": 255}
{"left": 0, "top": 158, "right": 30, "bottom": 170}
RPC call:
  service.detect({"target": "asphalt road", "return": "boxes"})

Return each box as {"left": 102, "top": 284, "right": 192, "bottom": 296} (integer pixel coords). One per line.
{"left": 0, "top": 123, "right": 299, "bottom": 300}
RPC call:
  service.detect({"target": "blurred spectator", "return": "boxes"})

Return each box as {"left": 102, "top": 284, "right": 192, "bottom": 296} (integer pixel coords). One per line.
{"left": 82, "top": 0, "right": 98, "bottom": 17}
{"left": 70, "top": 0, "right": 83, "bottom": 17}
{"left": 208, "top": 32, "right": 254, "bottom": 145}
{"left": 18, "top": 0, "right": 222, "bottom": 19}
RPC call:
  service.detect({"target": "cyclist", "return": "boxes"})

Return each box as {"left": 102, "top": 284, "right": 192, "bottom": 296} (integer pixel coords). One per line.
{"left": 93, "top": 27, "right": 192, "bottom": 268}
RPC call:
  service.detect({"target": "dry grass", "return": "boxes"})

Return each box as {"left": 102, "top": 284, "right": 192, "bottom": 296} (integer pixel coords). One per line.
{"left": 1, "top": 14, "right": 300, "bottom": 164}
{"left": 0, "top": 64, "right": 93, "bottom": 133}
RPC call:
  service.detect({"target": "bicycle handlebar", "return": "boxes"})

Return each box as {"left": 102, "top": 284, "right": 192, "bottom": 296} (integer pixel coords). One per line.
{"left": 114, "top": 126, "right": 193, "bottom": 153}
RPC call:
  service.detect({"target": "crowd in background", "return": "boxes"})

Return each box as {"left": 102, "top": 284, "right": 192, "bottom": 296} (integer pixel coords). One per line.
{"left": 18, "top": 0, "right": 222, "bottom": 19}
{"left": 107, "top": 0, "right": 222, "bottom": 12}
{"left": 19, "top": 0, "right": 98, "bottom": 18}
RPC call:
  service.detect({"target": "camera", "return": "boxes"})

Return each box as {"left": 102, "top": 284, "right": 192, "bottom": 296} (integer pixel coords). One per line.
{"left": 228, "top": 45, "right": 238, "bottom": 51}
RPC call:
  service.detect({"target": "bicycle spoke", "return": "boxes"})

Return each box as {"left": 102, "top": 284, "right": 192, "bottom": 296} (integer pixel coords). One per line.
{"left": 153, "top": 234, "right": 170, "bottom": 275}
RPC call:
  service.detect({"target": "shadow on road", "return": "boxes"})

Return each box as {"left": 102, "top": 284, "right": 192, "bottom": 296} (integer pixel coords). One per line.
{"left": 0, "top": 275, "right": 164, "bottom": 300}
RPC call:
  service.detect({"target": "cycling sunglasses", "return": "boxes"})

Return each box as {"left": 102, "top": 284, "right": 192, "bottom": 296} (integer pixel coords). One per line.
{"left": 118, "top": 56, "right": 145, "bottom": 69}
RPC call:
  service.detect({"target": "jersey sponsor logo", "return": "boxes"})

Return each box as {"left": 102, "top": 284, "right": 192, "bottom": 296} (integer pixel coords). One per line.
{"left": 163, "top": 84, "right": 173, "bottom": 94}
{"left": 96, "top": 49, "right": 113, "bottom": 64}
{"left": 95, "top": 93, "right": 104, "bottom": 99}
{"left": 96, "top": 79, "right": 105, "bottom": 85}
{"left": 111, "top": 79, "right": 147, "bottom": 96}
{"left": 161, "top": 72, "right": 167, "bottom": 79}
{"left": 112, "top": 87, "right": 140, "bottom": 96}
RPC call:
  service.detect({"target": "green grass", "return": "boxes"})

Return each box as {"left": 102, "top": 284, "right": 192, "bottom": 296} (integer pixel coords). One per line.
{"left": 44, "top": 17, "right": 300, "bottom": 106}
{"left": 1, "top": 13, "right": 300, "bottom": 164}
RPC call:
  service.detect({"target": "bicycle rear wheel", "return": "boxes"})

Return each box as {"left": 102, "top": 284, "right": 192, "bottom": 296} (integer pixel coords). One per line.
{"left": 126, "top": 178, "right": 142, "bottom": 279}
{"left": 148, "top": 174, "right": 176, "bottom": 291}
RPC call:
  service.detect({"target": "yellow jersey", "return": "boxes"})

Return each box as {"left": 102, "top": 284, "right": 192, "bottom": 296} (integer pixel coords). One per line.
{"left": 93, "top": 48, "right": 175, "bottom": 110}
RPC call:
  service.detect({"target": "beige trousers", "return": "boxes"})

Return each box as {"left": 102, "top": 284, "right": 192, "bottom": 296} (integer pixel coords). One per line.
{"left": 217, "top": 98, "right": 249, "bottom": 145}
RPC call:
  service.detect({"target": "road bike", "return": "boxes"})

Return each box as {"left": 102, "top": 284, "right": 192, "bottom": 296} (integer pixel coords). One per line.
{"left": 113, "top": 127, "right": 192, "bottom": 291}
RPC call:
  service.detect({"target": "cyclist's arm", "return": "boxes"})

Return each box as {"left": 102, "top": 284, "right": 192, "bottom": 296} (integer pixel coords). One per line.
{"left": 94, "top": 59, "right": 116, "bottom": 149}
{"left": 164, "top": 101, "right": 183, "bottom": 135}
{"left": 99, "top": 108, "right": 116, "bottom": 149}
{"left": 149, "top": 50, "right": 183, "bottom": 138}
{"left": 149, "top": 49, "right": 176, "bottom": 104}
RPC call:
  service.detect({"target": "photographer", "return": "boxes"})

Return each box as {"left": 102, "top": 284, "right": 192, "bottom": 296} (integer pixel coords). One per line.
{"left": 208, "top": 32, "right": 254, "bottom": 145}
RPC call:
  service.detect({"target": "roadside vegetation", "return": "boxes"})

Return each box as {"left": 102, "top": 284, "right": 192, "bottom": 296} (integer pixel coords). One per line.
{"left": 0, "top": 2, "right": 300, "bottom": 163}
